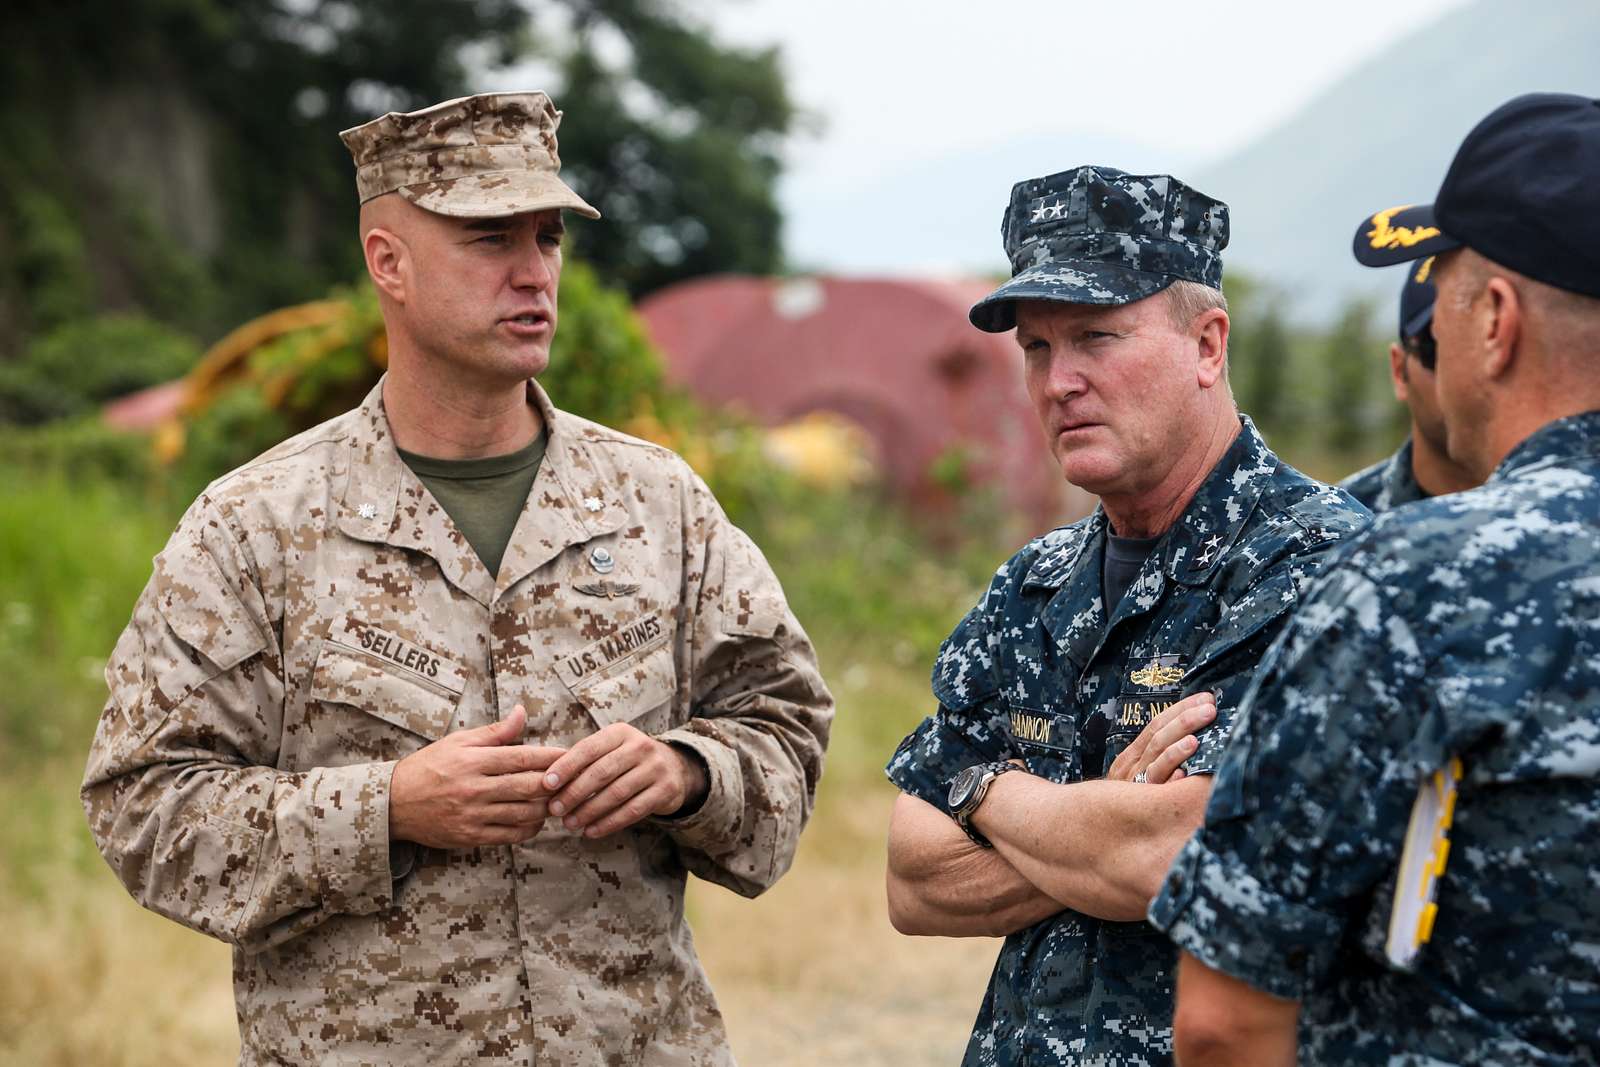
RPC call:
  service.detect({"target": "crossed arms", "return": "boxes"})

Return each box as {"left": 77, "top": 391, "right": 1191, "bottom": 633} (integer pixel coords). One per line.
{"left": 886, "top": 692, "right": 1218, "bottom": 932}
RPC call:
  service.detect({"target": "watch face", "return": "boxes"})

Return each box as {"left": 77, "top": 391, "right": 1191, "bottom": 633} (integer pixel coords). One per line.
{"left": 948, "top": 765, "right": 983, "bottom": 811}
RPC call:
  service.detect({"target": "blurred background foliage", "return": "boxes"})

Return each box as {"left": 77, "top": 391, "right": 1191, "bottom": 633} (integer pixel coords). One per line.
{"left": 0, "top": 0, "right": 1408, "bottom": 769}
{"left": 0, "top": 0, "right": 794, "bottom": 357}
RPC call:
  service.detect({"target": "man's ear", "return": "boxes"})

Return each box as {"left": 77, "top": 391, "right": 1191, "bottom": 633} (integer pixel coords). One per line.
{"left": 1194, "top": 309, "right": 1230, "bottom": 390}
{"left": 1389, "top": 342, "right": 1409, "bottom": 402}
{"left": 1480, "top": 276, "right": 1523, "bottom": 381}
{"left": 364, "top": 227, "right": 409, "bottom": 304}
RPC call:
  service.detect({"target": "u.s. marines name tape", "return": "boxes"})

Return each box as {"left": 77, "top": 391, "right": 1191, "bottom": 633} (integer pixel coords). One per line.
{"left": 560, "top": 611, "right": 667, "bottom": 683}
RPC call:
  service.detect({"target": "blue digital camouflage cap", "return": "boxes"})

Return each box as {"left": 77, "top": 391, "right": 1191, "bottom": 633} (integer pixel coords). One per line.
{"left": 969, "top": 165, "right": 1230, "bottom": 333}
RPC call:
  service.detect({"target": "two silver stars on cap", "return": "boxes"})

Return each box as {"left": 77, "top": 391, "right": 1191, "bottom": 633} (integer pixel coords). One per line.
{"left": 1030, "top": 199, "right": 1066, "bottom": 223}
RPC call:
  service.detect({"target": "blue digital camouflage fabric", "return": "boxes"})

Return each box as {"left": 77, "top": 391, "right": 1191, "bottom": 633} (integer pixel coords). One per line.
{"left": 969, "top": 166, "right": 1229, "bottom": 332}
{"left": 886, "top": 417, "right": 1369, "bottom": 1067}
{"left": 1151, "top": 411, "right": 1600, "bottom": 1066}
{"left": 1338, "top": 437, "right": 1427, "bottom": 513}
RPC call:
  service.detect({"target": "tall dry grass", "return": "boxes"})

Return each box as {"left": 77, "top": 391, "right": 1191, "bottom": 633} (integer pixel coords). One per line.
{"left": 2, "top": 737, "right": 994, "bottom": 1066}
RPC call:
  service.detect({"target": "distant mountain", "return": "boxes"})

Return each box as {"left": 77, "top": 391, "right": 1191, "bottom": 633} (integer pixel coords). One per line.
{"left": 1195, "top": 0, "right": 1600, "bottom": 322}
{"left": 778, "top": 132, "right": 1193, "bottom": 276}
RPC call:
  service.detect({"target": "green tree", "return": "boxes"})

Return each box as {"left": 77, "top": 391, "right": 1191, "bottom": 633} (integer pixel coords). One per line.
{"left": 536, "top": 0, "right": 796, "bottom": 295}
{"left": 1322, "top": 296, "right": 1383, "bottom": 458}
{"left": 1225, "top": 273, "right": 1295, "bottom": 444}
{"left": 0, "top": 0, "right": 797, "bottom": 360}
{"left": 0, "top": 0, "right": 529, "bottom": 354}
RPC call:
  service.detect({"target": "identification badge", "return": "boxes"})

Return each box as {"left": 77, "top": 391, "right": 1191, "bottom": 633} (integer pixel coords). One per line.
{"left": 558, "top": 611, "right": 667, "bottom": 684}
{"left": 1006, "top": 705, "right": 1076, "bottom": 754}
{"left": 1116, "top": 654, "right": 1187, "bottom": 730}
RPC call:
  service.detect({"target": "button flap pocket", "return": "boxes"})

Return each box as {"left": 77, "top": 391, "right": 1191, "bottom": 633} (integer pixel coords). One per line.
{"left": 312, "top": 634, "right": 464, "bottom": 741}
{"left": 153, "top": 547, "right": 266, "bottom": 673}
{"left": 556, "top": 612, "right": 676, "bottom": 728}
{"left": 931, "top": 606, "right": 1000, "bottom": 711}
{"left": 1190, "top": 567, "right": 1299, "bottom": 678}
{"left": 720, "top": 527, "right": 786, "bottom": 639}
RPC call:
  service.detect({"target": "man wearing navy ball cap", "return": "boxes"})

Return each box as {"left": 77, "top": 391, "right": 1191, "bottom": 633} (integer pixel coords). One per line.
{"left": 1156, "top": 92, "right": 1600, "bottom": 1066}
{"left": 1339, "top": 259, "right": 1478, "bottom": 510}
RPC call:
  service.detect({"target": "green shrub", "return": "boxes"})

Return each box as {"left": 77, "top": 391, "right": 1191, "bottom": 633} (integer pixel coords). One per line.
{"left": 0, "top": 465, "right": 175, "bottom": 764}
{"left": 0, "top": 417, "right": 159, "bottom": 488}
{"left": 0, "top": 314, "right": 200, "bottom": 425}
{"left": 542, "top": 261, "right": 668, "bottom": 426}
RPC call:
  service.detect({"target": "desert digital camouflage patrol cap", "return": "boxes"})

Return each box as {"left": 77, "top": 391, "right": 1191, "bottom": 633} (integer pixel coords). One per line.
{"left": 969, "top": 165, "right": 1229, "bottom": 333}
{"left": 1353, "top": 93, "right": 1600, "bottom": 297}
{"left": 339, "top": 91, "right": 600, "bottom": 220}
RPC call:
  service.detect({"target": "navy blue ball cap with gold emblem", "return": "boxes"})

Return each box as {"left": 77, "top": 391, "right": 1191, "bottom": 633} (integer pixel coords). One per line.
{"left": 1354, "top": 92, "right": 1600, "bottom": 298}
{"left": 1400, "top": 257, "right": 1437, "bottom": 342}
{"left": 969, "top": 165, "right": 1229, "bottom": 333}
{"left": 1352, "top": 203, "right": 1459, "bottom": 268}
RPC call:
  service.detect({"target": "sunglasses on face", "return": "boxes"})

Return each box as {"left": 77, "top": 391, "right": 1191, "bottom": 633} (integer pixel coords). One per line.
{"left": 1404, "top": 327, "right": 1437, "bottom": 372}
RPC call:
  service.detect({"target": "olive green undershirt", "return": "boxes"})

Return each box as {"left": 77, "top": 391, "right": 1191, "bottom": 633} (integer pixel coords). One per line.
{"left": 397, "top": 430, "right": 548, "bottom": 577}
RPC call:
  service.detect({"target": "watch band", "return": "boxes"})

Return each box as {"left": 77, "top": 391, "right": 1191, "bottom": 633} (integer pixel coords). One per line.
{"left": 950, "top": 761, "right": 1019, "bottom": 848}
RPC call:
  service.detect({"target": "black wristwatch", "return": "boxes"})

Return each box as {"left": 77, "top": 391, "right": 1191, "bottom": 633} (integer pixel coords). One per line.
{"left": 946, "top": 761, "right": 1019, "bottom": 848}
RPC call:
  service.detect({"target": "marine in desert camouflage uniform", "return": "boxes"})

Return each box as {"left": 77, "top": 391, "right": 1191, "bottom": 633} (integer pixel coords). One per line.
{"left": 82, "top": 91, "right": 832, "bottom": 1066}
{"left": 1157, "top": 92, "right": 1600, "bottom": 1067}
{"left": 882, "top": 165, "right": 1368, "bottom": 1067}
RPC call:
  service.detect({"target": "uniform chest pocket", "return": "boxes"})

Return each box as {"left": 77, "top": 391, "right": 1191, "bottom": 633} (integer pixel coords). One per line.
{"left": 1103, "top": 653, "right": 1189, "bottom": 760}
{"left": 556, "top": 611, "right": 679, "bottom": 736}
{"left": 308, "top": 638, "right": 467, "bottom": 761}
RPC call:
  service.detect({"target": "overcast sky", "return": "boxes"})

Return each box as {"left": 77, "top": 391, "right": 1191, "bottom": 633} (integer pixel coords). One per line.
{"left": 705, "top": 0, "right": 1470, "bottom": 271}
{"left": 717, "top": 0, "right": 1467, "bottom": 180}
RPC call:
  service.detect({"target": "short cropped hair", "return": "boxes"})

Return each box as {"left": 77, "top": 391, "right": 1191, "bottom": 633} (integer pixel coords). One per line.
{"left": 1164, "top": 280, "right": 1229, "bottom": 332}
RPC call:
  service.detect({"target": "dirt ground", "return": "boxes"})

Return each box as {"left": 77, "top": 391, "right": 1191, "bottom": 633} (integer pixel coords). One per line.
{"left": 691, "top": 786, "right": 993, "bottom": 1066}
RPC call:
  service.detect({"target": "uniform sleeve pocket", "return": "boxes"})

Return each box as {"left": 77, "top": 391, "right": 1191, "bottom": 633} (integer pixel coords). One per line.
{"left": 719, "top": 526, "right": 787, "bottom": 639}
{"left": 1189, "top": 568, "right": 1299, "bottom": 679}
{"left": 930, "top": 604, "right": 1000, "bottom": 712}
{"left": 153, "top": 546, "right": 268, "bottom": 674}
{"left": 311, "top": 641, "right": 463, "bottom": 741}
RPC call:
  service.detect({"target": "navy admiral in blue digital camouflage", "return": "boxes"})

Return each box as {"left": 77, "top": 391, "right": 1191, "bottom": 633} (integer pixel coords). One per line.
{"left": 1156, "top": 93, "right": 1600, "bottom": 1067}
{"left": 882, "top": 164, "right": 1369, "bottom": 1067}
{"left": 1339, "top": 258, "right": 1478, "bottom": 511}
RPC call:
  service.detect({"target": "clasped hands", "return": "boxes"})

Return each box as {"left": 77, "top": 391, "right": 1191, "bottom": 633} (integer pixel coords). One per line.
{"left": 389, "top": 706, "right": 707, "bottom": 849}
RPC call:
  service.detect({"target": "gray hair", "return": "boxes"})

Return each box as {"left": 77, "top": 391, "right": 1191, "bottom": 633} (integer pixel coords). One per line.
{"left": 1164, "top": 281, "right": 1233, "bottom": 392}
{"left": 1164, "top": 280, "right": 1229, "bottom": 332}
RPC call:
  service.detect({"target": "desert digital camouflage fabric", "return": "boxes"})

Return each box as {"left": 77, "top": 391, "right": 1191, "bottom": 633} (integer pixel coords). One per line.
{"left": 968, "top": 166, "right": 1229, "bottom": 332}
{"left": 1151, "top": 412, "right": 1600, "bottom": 1065}
{"left": 83, "top": 378, "right": 832, "bottom": 1066}
{"left": 340, "top": 91, "right": 600, "bottom": 220}
{"left": 1338, "top": 436, "right": 1427, "bottom": 512}
{"left": 886, "top": 417, "right": 1368, "bottom": 1066}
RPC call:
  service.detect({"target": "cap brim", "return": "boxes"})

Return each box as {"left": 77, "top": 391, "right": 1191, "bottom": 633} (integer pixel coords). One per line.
{"left": 969, "top": 262, "right": 1175, "bottom": 332}
{"left": 397, "top": 170, "right": 601, "bottom": 220}
{"left": 1401, "top": 303, "right": 1434, "bottom": 340}
{"left": 1352, "top": 203, "right": 1460, "bottom": 267}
